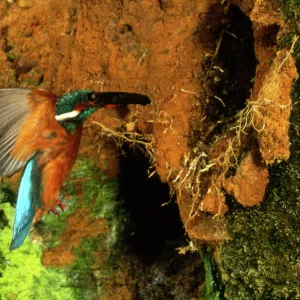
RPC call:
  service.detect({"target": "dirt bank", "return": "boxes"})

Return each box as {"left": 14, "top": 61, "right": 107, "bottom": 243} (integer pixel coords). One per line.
{"left": 0, "top": 0, "right": 298, "bottom": 298}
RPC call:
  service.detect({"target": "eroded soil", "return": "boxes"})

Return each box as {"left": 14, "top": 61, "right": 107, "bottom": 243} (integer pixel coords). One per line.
{"left": 0, "top": 0, "right": 298, "bottom": 298}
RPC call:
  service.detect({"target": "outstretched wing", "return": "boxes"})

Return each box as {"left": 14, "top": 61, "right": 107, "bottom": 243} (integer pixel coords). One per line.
{"left": 10, "top": 153, "right": 42, "bottom": 250}
{"left": 0, "top": 88, "right": 31, "bottom": 177}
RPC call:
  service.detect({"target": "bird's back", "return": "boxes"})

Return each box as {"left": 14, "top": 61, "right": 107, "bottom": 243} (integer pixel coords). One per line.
{"left": 6, "top": 89, "right": 83, "bottom": 249}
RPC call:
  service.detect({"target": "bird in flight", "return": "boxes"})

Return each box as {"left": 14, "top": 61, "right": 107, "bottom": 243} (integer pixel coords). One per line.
{"left": 0, "top": 88, "right": 150, "bottom": 250}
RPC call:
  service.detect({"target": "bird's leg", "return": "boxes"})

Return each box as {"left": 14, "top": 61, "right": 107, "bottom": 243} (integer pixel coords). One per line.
{"left": 56, "top": 199, "right": 66, "bottom": 211}
{"left": 48, "top": 201, "right": 66, "bottom": 214}
{"left": 50, "top": 207, "right": 58, "bottom": 215}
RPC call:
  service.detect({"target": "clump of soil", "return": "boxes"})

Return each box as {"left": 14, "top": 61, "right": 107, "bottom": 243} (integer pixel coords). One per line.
{"left": 224, "top": 151, "right": 269, "bottom": 207}
{"left": 254, "top": 50, "right": 297, "bottom": 163}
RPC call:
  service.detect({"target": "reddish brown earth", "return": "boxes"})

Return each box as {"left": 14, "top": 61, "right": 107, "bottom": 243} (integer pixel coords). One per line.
{"left": 254, "top": 50, "right": 297, "bottom": 163}
{"left": 174, "top": 0, "right": 297, "bottom": 243}
{"left": 224, "top": 151, "right": 269, "bottom": 207}
{"left": 42, "top": 208, "right": 108, "bottom": 267}
{"left": 0, "top": 0, "right": 205, "bottom": 239}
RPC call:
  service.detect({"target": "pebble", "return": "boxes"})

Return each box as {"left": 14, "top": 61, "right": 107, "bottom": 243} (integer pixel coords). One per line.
{"left": 17, "top": 0, "right": 33, "bottom": 8}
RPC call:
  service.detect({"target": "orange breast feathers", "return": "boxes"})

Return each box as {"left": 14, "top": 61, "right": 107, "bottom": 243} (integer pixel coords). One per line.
{"left": 11, "top": 89, "right": 83, "bottom": 213}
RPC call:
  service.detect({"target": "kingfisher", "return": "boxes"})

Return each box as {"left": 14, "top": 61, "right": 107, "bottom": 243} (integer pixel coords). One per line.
{"left": 0, "top": 88, "right": 150, "bottom": 250}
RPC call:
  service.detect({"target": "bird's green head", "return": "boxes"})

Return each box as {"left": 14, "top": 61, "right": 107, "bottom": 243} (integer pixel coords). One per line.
{"left": 55, "top": 89, "right": 98, "bottom": 133}
{"left": 55, "top": 89, "right": 151, "bottom": 133}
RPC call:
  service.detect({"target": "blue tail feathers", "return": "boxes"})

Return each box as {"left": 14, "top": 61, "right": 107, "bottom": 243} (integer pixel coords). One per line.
{"left": 10, "top": 154, "right": 42, "bottom": 250}
{"left": 10, "top": 211, "right": 35, "bottom": 250}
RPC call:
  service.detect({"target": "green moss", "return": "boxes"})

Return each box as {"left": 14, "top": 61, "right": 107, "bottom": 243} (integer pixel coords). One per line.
{"left": 0, "top": 154, "right": 124, "bottom": 299}
{"left": 220, "top": 200, "right": 300, "bottom": 298}
{"left": 47, "top": 156, "right": 125, "bottom": 297}
{"left": 219, "top": 92, "right": 300, "bottom": 295}
{"left": 6, "top": 51, "right": 16, "bottom": 62}
{"left": 0, "top": 181, "right": 16, "bottom": 205}
{"left": 278, "top": 1, "right": 300, "bottom": 49}
{"left": 76, "top": 157, "right": 128, "bottom": 254}
{"left": 0, "top": 203, "right": 76, "bottom": 300}
{"left": 218, "top": 5, "right": 300, "bottom": 297}
{"left": 18, "top": 69, "right": 44, "bottom": 88}
{"left": 42, "top": 155, "right": 124, "bottom": 247}
{"left": 215, "top": 2, "right": 300, "bottom": 298}
{"left": 279, "top": 0, "right": 300, "bottom": 18}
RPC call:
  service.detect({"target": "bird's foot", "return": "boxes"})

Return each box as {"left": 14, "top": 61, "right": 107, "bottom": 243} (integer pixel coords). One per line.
{"left": 56, "top": 200, "right": 66, "bottom": 211}
{"left": 50, "top": 207, "right": 58, "bottom": 215}
{"left": 49, "top": 200, "right": 66, "bottom": 215}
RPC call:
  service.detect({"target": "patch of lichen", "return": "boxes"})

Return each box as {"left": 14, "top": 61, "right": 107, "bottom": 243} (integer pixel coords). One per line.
{"left": 218, "top": 34, "right": 300, "bottom": 300}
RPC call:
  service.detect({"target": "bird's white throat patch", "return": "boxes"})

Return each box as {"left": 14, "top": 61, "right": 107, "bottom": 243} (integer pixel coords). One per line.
{"left": 55, "top": 110, "right": 80, "bottom": 121}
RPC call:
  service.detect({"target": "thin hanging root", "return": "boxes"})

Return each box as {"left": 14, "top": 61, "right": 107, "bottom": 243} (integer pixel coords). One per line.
{"left": 148, "top": 110, "right": 177, "bottom": 135}
{"left": 211, "top": 177, "right": 224, "bottom": 218}
{"left": 214, "top": 95, "right": 226, "bottom": 107}
{"left": 211, "top": 98, "right": 281, "bottom": 175}
{"left": 170, "top": 150, "right": 216, "bottom": 219}
{"left": 171, "top": 97, "right": 281, "bottom": 220}
{"left": 171, "top": 25, "right": 292, "bottom": 219}
{"left": 278, "top": 35, "right": 299, "bottom": 71}
{"left": 92, "top": 121, "right": 156, "bottom": 165}
{"left": 176, "top": 240, "right": 198, "bottom": 255}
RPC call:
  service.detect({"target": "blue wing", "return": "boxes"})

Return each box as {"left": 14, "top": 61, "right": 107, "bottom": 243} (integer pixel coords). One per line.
{"left": 10, "top": 154, "right": 42, "bottom": 250}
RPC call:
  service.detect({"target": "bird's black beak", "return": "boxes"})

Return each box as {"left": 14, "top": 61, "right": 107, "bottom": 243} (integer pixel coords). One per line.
{"left": 88, "top": 92, "right": 151, "bottom": 108}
